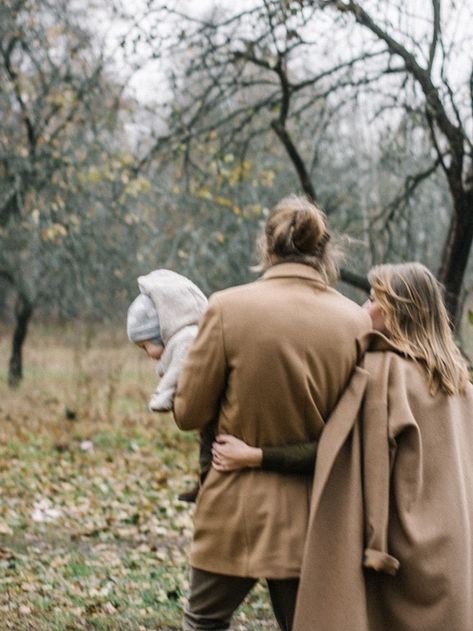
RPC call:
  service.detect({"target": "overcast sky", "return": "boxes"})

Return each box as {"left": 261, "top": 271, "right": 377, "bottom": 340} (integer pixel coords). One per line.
{"left": 89, "top": 0, "right": 472, "bottom": 148}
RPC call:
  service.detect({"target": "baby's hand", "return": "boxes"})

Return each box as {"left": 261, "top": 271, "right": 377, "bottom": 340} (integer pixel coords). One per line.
{"left": 148, "top": 394, "right": 172, "bottom": 412}
{"left": 155, "top": 360, "right": 165, "bottom": 377}
{"left": 211, "top": 434, "right": 262, "bottom": 472}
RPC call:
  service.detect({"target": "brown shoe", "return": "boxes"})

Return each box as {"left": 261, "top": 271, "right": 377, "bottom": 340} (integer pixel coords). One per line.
{"left": 177, "top": 484, "right": 200, "bottom": 503}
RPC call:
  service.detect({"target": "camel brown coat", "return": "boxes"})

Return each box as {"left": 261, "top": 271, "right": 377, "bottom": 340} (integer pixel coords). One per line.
{"left": 293, "top": 334, "right": 473, "bottom": 631}
{"left": 173, "top": 263, "right": 371, "bottom": 578}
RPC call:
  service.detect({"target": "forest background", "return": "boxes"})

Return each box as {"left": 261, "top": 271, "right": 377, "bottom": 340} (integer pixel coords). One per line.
{"left": 0, "top": 1, "right": 473, "bottom": 629}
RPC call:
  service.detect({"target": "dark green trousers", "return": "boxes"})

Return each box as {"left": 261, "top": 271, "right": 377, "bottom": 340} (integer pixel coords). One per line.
{"left": 183, "top": 567, "right": 299, "bottom": 631}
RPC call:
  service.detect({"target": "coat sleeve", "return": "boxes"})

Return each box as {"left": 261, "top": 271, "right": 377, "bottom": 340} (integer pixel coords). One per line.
{"left": 362, "top": 353, "right": 401, "bottom": 576}
{"left": 173, "top": 295, "right": 227, "bottom": 431}
{"left": 148, "top": 346, "right": 180, "bottom": 412}
{"left": 261, "top": 441, "right": 317, "bottom": 474}
{"left": 149, "top": 328, "right": 198, "bottom": 412}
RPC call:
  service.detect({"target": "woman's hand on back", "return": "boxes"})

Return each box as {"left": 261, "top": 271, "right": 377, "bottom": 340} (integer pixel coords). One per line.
{"left": 212, "top": 434, "right": 263, "bottom": 471}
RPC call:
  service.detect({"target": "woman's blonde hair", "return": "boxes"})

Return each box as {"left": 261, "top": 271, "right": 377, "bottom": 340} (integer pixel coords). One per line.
{"left": 368, "top": 262, "right": 468, "bottom": 396}
{"left": 255, "top": 195, "right": 342, "bottom": 285}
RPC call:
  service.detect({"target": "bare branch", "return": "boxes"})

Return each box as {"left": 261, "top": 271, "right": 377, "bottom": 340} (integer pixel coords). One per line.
{"left": 372, "top": 158, "right": 442, "bottom": 225}
{"left": 470, "top": 62, "right": 473, "bottom": 123}
{"left": 339, "top": 268, "right": 369, "bottom": 292}
{"left": 428, "top": 0, "right": 441, "bottom": 75}
{"left": 321, "top": 0, "right": 466, "bottom": 195}
{"left": 2, "top": 37, "right": 37, "bottom": 154}
{"left": 271, "top": 119, "right": 317, "bottom": 199}
{"left": 0, "top": 269, "right": 15, "bottom": 286}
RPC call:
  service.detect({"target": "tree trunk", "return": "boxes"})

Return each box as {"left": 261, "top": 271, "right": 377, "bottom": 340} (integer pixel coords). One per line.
{"left": 8, "top": 293, "right": 33, "bottom": 388}
{"left": 438, "top": 190, "right": 473, "bottom": 327}
{"left": 271, "top": 120, "right": 370, "bottom": 294}
{"left": 270, "top": 119, "right": 317, "bottom": 201}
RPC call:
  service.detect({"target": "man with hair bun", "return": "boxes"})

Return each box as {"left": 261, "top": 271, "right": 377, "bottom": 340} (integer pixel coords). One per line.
{"left": 174, "top": 195, "right": 371, "bottom": 631}
{"left": 212, "top": 263, "right": 473, "bottom": 631}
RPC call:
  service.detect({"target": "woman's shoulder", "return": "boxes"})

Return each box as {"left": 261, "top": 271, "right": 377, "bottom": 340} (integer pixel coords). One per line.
{"left": 361, "top": 334, "right": 416, "bottom": 388}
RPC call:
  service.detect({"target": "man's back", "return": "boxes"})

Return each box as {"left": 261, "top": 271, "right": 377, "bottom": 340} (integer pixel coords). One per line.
{"left": 174, "top": 263, "right": 370, "bottom": 578}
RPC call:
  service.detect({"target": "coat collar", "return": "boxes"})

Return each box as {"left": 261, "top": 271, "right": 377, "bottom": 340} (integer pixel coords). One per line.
{"left": 358, "top": 331, "right": 418, "bottom": 359}
{"left": 261, "top": 262, "right": 326, "bottom": 285}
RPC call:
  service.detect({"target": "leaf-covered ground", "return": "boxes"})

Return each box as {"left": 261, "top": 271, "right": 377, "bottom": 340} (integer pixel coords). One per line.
{"left": 0, "top": 324, "right": 278, "bottom": 630}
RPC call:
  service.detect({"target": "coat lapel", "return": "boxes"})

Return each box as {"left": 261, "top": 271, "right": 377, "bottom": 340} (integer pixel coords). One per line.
{"left": 309, "top": 365, "right": 369, "bottom": 515}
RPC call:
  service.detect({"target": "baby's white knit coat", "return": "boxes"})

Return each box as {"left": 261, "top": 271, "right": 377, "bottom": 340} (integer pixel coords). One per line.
{"left": 137, "top": 269, "right": 208, "bottom": 411}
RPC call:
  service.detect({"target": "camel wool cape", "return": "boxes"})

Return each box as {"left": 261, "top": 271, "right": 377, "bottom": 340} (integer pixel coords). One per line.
{"left": 173, "top": 263, "right": 371, "bottom": 578}
{"left": 293, "top": 333, "right": 473, "bottom": 631}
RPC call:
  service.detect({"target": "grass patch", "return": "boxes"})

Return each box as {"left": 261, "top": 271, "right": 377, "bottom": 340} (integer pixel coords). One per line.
{"left": 0, "top": 323, "right": 278, "bottom": 630}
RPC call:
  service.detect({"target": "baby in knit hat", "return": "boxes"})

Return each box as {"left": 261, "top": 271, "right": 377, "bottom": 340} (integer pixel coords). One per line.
{"left": 127, "top": 269, "right": 208, "bottom": 411}
{"left": 127, "top": 269, "right": 214, "bottom": 501}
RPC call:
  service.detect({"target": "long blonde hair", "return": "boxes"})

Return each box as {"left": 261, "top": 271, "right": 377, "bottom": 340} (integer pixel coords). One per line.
{"left": 254, "top": 195, "right": 342, "bottom": 285}
{"left": 368, "top": 262, "right": 468, "bottom": 396}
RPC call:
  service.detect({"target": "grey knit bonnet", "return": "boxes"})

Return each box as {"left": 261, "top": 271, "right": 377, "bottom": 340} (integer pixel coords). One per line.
{"left": 127, "top": 293, "right": 162, "bottom": 345}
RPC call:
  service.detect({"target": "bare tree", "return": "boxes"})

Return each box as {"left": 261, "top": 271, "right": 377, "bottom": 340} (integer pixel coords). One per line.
{"left": 0, "top": 0, "right": 139, "bottom": 385}
{"left": 317, "top": 0, "right": 473, "bottom": 320}
{"left": 132, "top": 0, "right": 472, "bottom": 320}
